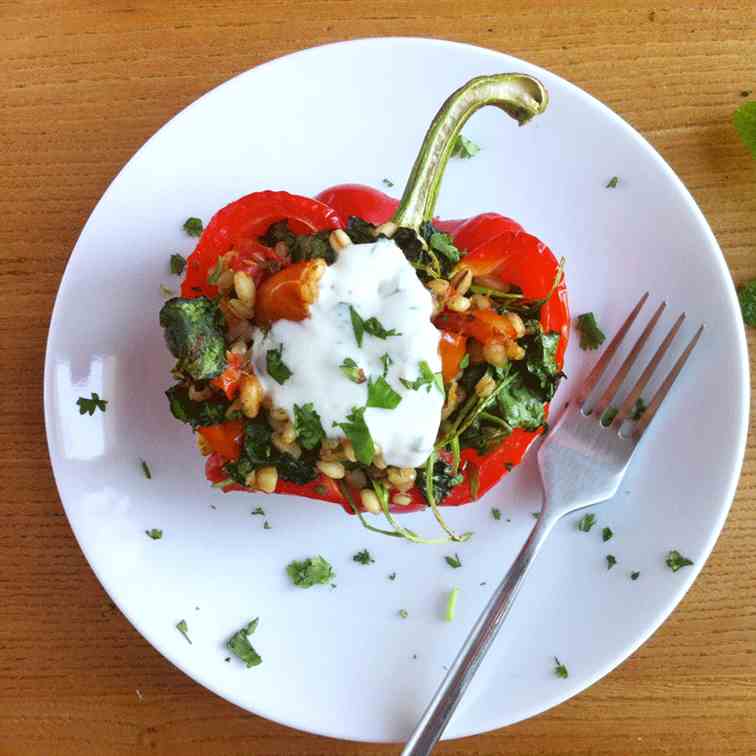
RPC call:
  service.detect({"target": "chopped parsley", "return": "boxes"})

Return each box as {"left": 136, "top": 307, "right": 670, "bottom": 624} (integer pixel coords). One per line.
{"left": 491, "top": 507, "right": 502, "bottom": 521}
{"left": 263, "top": 520, "right": 271, "bottom": 530}
{"left": 169, "top": 253, "right": 186, "bottom": 275}
{"left": 398, "top": 609, "right": 409, "bottom": 619}
{"left": 334, "top": 406, "right": 375, "bottom": 465}
{"left": 575, "top": 312, "right": 606, "bottom": 350}
{"left": 733, "top": 101, "right": 756, "bottom": 158}
{"left": 665, "top": 550, "right": 694, "bottom": 572}
{"left": 382, "top": 178, "right": 394, "bottom": 187}
{"left": 349, "top": 305, "right": 400, "bottom": 347}
{"left": 183, "top": 217, "right": 203, "bottom": 237}
{"left": 445, "top": 553, "right": 462, "bottom": 569}
{"left": 429, "top": 232, "right": 460, "bottom": 263}
{"left": 400, "top": 360, "right": 444, "bottom": 394}
{"left": 606, "top": 554, "right": 617, "bottom": 569}
{"left": 266, "top": 345, "right": 293, "bottom": 384}
{"left": 446, "top": 587, "right": 460, "bottom": 621}
{"left": 631, "top": 397, "right": 647, "bottom": 420}
{"left": 339, "top": 357, "right": 366, "bottom": 383}
{"left": 140, "top": 459, "right": 152, "bottom": 479}
{"left": 226, "top": 618, "right": 262, "bottom": 668}
{"left": 286, "top": 556, "right": 335, "bottom": 587}
{"left": 293, "top": 403, "right": 325, "bottom": 449}
{"left": 160, "top": 284, "right": 175, "bottom": 298}
{"left": 451, "top": 133, "right": 480, "bottom": 159}
{"left": 176, "top": 619, "right": 191, "bottom": 644}
{"left": 251, "top": 506, "right": 265, "bottom": 516}
{"left": 353, "top": 549, "right": 374, "bottom": 565}
{"left": 367, "top": 375, "right": 402, "bottom": 409}
{"left": 600, "top": 406, "right": 618, "bottom": 426}
{"left": 145, "top": 528, "right": 162, "bottom": 540}
{"left": 738, "top": 280, "right": 756, "bottom": 326}
{"left": 602, "top": 526, "right": 613, "bottom": 542}
{"left": 606, "top": 176, "right": 620, "bottom": 189}
{"left": 554, "top": 657, "right": 568, "bottom": 678}
{"left": 388, "top": 572, "right": 397, "bottom": 581}
{"left": 77, "top": 392, "right": 108, "bottom": 416}
{"left": 577, "top": 513, "right": 597, "bottom": 532}
{"left": 631, "top": 571, "right": 640, "bottom": 581}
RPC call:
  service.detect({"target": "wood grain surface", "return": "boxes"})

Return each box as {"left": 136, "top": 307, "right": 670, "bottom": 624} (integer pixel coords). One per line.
{"left": 1, "top": 1, "right": 754, "bottom": 754}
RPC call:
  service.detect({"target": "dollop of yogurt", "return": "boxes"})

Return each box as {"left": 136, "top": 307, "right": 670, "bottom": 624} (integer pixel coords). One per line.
{"left": 252, "top": 238, "right": 443, "bottom": 468}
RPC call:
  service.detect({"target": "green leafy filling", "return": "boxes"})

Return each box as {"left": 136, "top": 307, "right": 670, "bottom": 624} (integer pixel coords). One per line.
{"left": 286, "top": 556, "right": 335, "bottom": 587}
{"left": 259, "top": 220, "right": 334, "bottom": 263}
{"left": 293, "top": 403, "right": 325, "bottom": 450}
{"left": 266, "top": 345, "right": 293, "bottom": 385}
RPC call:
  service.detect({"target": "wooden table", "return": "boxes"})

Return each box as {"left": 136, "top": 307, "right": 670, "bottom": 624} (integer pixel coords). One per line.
{"left": 2, "top": 2, "right": 754, "bottom": 754}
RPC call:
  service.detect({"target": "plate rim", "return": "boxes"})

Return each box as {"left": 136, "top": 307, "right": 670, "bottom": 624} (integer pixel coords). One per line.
{"left": 43, "top": 35, "right": 751, "bottom": 742}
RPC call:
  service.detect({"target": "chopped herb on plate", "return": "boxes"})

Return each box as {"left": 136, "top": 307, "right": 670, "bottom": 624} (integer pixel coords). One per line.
{"left": 577, "top": 513, "right": 596, "bottom": 532}
{"left": 267, "top": 345, "right": 293, "bottom": 384}
{"left": 446, "top": 587, "right": 460, "bottom": 621}
{"left": 554, "top": 657, "right": 568, "bottom": 678}
{"left": 286, "top": 556, "right": 334, "bottom": 587}
{"left": 665, "top": 550, "right": 694, "bottom": 572}
{"left": 388, "top": 572, "right": 397, "bottom": 581}
{"left": 293, "top": 403, "right": 325, "bottom": 449}
{"left": 353, "top": 549, "right": 374, "bottom": 565}
{"left": 631, "top": 571, "right": 641, "bottom": 581}
{"left": 367, "top": 375, "right": 402, "bottom": 409}
{"left": 575, "top": 312, "right": 606, "bottom": 350}
{"left": 77, "top": 392, "right": 107, "bottom": 416}
{"left": 169, "top": 253, "right": 186, "bottom": 275}
{"left": 400, "top": 360, "right": 444, "bottom": 394}
{"left": 251, "top": 506, "right": 265, "bottom": 516}
{"left": 606, "top": 554, "right": 617, "bottom": 569}
{"left": 334, "top": 407, "right": 375, "bottom": 465}
{"left": 602, "top": 526, "right": 613, "bottom": 542}
{"left": 606, "top": 176, "right": 620, "bottom": 189}
{"left": 382, "top": 178, "right": 394, "bottom": 187}
{"left": 349, "top": 305, "right": 400, "bottom": 347}
{"left": 445, "top": 553, "right": 462, "bottom": 569}
{"left": 140, "top": 459, "right": 152, "bottom": 479}
{"left": 451, "top": 133, "right": 480, "bottom": 159}
{"left": 176, "top": 619, "right": 191, "bottom": 644}
{"left": 145, "top": 528, "right": 162, "bottom": 540}
{"left": 398, "top": 609, "right": 409, "bottom": 619}
{"left": 183, "top": 216, "right": 203, "bottom": 237}
{"left": 226, "top": 618, "right": 262, "bottom": 668}
{"left": 491, "top": 507, "right": 502, "bottom": 521}
{"left": 339, "top": 357, "right": 366, "bottom": 384}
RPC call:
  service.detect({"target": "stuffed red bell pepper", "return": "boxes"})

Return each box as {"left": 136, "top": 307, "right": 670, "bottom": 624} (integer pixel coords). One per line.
{"left": 159, "top": 73, "right": 568, "bottom": 543}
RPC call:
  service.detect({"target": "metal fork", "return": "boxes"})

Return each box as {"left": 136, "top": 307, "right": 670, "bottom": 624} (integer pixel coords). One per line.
{"left": 401, "top": 293, "right": 703, "bottom": 755}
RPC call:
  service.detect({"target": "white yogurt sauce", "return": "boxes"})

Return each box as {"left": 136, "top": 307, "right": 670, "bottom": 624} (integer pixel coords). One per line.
{"left": 251, "top": 239, "right": 443, "bottom": 468}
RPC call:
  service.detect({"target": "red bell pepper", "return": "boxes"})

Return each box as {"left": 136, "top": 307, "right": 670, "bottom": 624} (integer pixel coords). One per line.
{"left": 170, "top": 73, "right": 567, "bottom": 541}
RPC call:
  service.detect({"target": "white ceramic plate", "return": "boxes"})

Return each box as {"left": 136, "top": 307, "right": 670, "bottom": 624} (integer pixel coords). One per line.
{"left": 44, "top": 38, "right": 749, "bottom": 742}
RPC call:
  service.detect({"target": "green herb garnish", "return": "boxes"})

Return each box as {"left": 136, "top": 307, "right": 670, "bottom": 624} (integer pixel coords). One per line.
{"left": 251, "top": 506, "right": 265, "bottom": 516}
{"left": 367, "top": 375, "right": 402, "bottom": 409}
{"left": 606, "top": 554, "right": 617, "bottom": 569}
{"left": 398, "top": 609, "right": 408, "bottom": 619}
{"left": 429, "top": 232, "right": 460, "bottom": 263}
{"left": 600, "top": 407, "right": 618, "bottom": 426}
{"left": 165, "top": 384, "right": 229, "bottom": 428}
{"left": 575, "top": 312, "right": 606, "bottom": 350}
{"left": 183, "top": 217, "right": 203, "bottom": 236}
{"left": 738, "top": 280, "right": 756, "bottom": 327}
{"left": 266, "top": 345, "right": 293, "bottom": 385}
{"left": 554, "top": 657, "right": 568, "bottom": 678}
{"left": 263, "top": 520, "right": 271, "bottom": 530}
{"left": 169, "top": 253, "right": 186, "bottom": 275}
{"left": 226, "top": 618, "right": 262, "bottom": 668}
{"left": 334, "top": 406, "right": 375, "bottom": 465}
{"left": 145, "top": 528, "right": 162, "bottom": 540}
{"left": 631, "top": 571, "right": 640, "bottom": 581}
{"left": 160, "top": 284, "right": 175, "bottom": 298}
{"left": 445, "top": 553, "right": 462, "bottom": 569}
{"left": 491, "top": 507, "right": 502, "bottom": 521}
{"left": 293, "top": 403, "right": 325, "bottom": 449}
{"left": 286, "top": 556, "right": 335, "bottom": 587}
{"left": 339, "top": 357, "right": 366, "bottom": 383}
{"left": 349, "top": 305, "right": 400, "bottom": 347}
{"left": 353, "top": 549, "right": 374, "bottom": 565}
{"left": 140, "top": 459, "right": 152, "bottom": 479}
{"left": 382, "top": 178, "right": 395, "bottom": 187}
{"left": 606, "top": 176, "right": 620, "bottom": 189}
{"left": 602, "top": 526, "right": 613, "bottom": 542}
{"left": 400, "top": 360, "right": 444, "bottom": 394}
{"left": 577, "top": 513, "right": 596, "bottom": 532}
{"left": 388, "top": 572, "right": 397, "bottom": 581}
{"left": 176, "top": 619, "right": 191, "bottom": 644}
{"left": 665, "top": 550, "right": 694, "bottom": 572}
{"left": 451, "top": 133, "right": 480, "bottom": 159}
{"left": 446, "top": 587, "right": 460, "bottom": 621}
{"left": 379, "top": 352, "right": 393, "bottom": 376}
{"left": 77, "top": 392, "right": 108, "bottom": 416}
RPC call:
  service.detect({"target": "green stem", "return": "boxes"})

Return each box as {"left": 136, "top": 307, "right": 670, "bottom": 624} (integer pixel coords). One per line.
{"left": 392, "top": 74, "right": 549, "bottom": 232}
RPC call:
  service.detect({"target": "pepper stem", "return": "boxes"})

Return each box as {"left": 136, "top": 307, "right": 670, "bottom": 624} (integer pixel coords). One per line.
{"left": 391, "top": 74, "right": 549, "bottom": 232}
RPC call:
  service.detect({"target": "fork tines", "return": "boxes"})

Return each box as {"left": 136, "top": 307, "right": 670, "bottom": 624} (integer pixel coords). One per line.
{"left": 578, "top": 293, "right": 704, "bottom": 437}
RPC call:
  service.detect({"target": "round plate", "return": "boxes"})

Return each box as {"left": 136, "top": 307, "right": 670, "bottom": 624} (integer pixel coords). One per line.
{"left": 44, "top": 38, "right": 749, "bottom": 742}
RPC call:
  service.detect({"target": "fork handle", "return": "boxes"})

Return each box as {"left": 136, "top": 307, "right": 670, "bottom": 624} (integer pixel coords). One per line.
{"left": 401, "top": 511, "right": 557, "bottom": 756}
